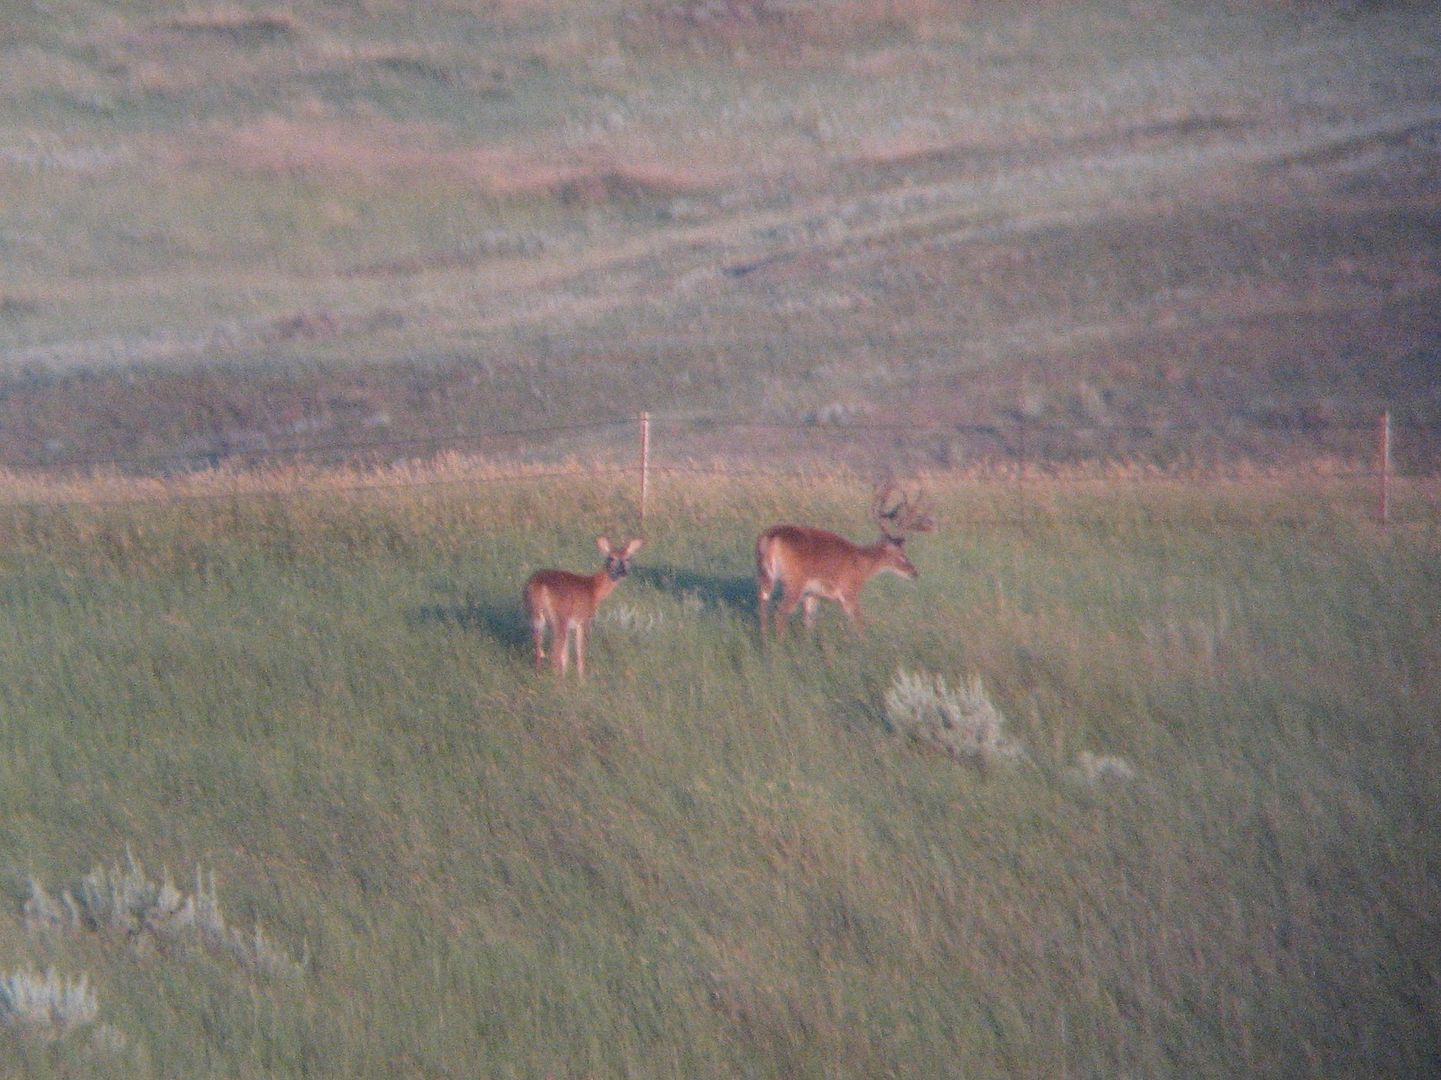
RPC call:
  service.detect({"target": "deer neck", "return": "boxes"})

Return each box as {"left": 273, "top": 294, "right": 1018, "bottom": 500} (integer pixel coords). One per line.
{"left": 862, "top": 538, "right": 894, "bottom": 563}
{"left": 861, "top": 537, "right": 904, "bottom": 576}
{"left": 590, "top": 569, "right": 622, "bottom": 605}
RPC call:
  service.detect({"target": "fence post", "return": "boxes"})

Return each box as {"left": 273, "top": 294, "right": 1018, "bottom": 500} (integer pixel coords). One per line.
{"left": 638, "top": 411, "right": 650, "bottom": 532}
{"left": 1378, "top": 410, "right": 1391, "bottom": 527}
{"left": 1016, "top": 417, "right": 1028, "bottom": 532}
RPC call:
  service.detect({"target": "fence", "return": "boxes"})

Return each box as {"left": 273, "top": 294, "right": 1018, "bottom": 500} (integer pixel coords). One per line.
{"left": 0, "top": 409, "right": 1434, "bottom": 527}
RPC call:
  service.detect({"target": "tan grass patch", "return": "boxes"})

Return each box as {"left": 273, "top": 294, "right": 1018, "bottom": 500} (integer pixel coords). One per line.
{"left": 638, "top": 0, "right": 957, "bottom": 52}
{"left": 0, "top": 453, "right": 631, "bottom": 509}
{"left": 0, "top": 45, "right": 111, "bottom": 103}
{"left": 187, "top": 116, "right": 714, "bottom": 200}
{"left": 1, "top": 455, "right": 1428, "bottom": 511}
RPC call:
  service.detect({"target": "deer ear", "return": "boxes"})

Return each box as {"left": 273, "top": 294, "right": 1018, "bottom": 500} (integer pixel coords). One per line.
{"left": 622, "top": 538, "right": 644, "bottom": 557}
{"left": 596, "top": 536, "right": 611, "bottom": 555}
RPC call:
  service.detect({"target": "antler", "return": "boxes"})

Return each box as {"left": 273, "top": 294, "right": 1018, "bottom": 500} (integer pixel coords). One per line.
{"left": 872, "top": 481, "right": 937, "bottom": 539}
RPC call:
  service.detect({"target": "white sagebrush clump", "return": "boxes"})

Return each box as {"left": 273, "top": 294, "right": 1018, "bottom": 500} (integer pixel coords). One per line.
{"left": 0, "top": 967, "right": 98, "bottom": 1036}
{"left": 596, "top": 601, "right": 666, "bottom": 633}
{"left": 1069, "top": 751, "right": 1138, "bottom": 787}
{"left": 23, "top": 848, "right": 306, "bottom": 978}
{"left": 884, "top": 669, "right": 1027, "bottom": 766}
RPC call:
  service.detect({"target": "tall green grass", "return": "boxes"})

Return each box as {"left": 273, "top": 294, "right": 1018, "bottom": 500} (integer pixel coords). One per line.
{"left": 1, "top": 471, "right": 1437, "bottom": 1076}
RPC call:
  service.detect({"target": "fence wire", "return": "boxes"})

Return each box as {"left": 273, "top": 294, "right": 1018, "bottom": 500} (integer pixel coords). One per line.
{"left": 0, "top": 411, "right": 1432, "bottom": 516}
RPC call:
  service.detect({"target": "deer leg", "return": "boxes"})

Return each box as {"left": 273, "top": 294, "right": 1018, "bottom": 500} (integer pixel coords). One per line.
{"left": 774, "top": 587, "right": 803, "bottom": 637}
{"left": 757, "top": 572, "right": 775, "bottom": 638}
{"left": 839, "top": 596, "right": 867, "bottom": 636}
{"left": 575, "top": 620, "right": 587, "bottom": 680}
{"left": 555, "top": 623, "right": 572, "bottom": 675}
{"left": 802, "top": 594, "right": 819, "bottom": 632}
{"left": 532, "top": 617, "right": 548, "bottom": 672}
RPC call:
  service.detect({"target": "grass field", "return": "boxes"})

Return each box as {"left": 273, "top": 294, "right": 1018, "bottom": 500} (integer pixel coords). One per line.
{"left": 1, "top": 467, "right": 1439, "bottom": 1077}
{"left": 3, "top": 1, "right": 1441, "bottom": 1075}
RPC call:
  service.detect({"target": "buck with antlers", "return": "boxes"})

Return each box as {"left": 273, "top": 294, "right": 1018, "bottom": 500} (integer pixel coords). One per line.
{"left": 756, "top": 483, "right": 936, "bottom": 639}
{"left": 524, "top": 537, "right": 644, "bottom": 677}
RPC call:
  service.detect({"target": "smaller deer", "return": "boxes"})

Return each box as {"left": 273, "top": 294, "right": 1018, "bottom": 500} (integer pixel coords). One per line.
{"left": 524, "top": 537, "right": 644, "bottom": 677}
{"left": 756, "top": 483, "right": 935, "bottom": 639}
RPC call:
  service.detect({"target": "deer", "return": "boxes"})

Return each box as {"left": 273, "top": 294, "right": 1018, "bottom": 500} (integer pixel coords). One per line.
{"left": 523, "top": 537, "right": 644, "bottom": 677}
{"left": 756, "top": 483, "right": 935, "bottom": 640}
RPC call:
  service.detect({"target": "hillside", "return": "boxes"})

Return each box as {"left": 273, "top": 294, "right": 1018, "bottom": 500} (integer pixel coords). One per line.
{"left": 1, "top": 1, "right": 1439, "bottom": 471}
{"left": 3, "top": 4, "right": 1441, "bottom": 1076}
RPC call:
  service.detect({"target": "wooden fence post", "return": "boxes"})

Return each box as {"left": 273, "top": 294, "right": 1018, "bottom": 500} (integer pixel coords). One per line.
{"left": 639, "top": 411, "right": 650, "bottom": 532}
{"left": 1378, "top": 410, "right": 1391, "bottom": 527}
{"left": 1016, "top": 417, "right": 1028, "bottom": 532}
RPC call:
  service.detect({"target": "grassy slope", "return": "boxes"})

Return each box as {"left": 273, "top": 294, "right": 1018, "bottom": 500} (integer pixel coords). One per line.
{"left": 3, "top": 1, "right": 1441, "bottom": 1074}
{"left": 1, "top": 1, "right": 1439, "bottom": 468}
{"left": 1, "top": 470, "right": 1438, "bottom": 1076}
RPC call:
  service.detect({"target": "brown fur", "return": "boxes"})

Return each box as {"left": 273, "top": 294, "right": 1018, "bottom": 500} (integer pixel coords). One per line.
{"left": 523, "top": 537, "right": 642, "bottom": 677}
{"left": 755, "top": 524, "right": 916, "bottom": 638}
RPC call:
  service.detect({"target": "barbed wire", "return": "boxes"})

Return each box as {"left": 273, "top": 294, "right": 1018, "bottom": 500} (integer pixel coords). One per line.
{"left": 0, "top": 465, "right": 638, "bottom": 512}
{"left": 651, "top": 413, "right": 1441, "bottom": 436}
{"left": 651, "top": 461, "right": 1391, "bottom": 480}
{"left": 30, "top": 416, "right": 638, "bottom": 474}
{"left": 0, "top": 410, "right": 1429, "bottom": 513}
{"left": 0, "top": 462, "right": 1408, "bottom": 514}
{"left": 11, "top": 410, "right": 1431, "bottom": 475}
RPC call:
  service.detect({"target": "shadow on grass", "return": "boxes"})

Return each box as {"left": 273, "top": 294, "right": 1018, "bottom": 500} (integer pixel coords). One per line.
{"left": 411, "top": 568, "right": 756, "bottom": 653}
{"left": 409, "top": 592, "right": 530, "bottom": 650}
{"left": 634, "top": 563, "right": 755, "bottom": 613}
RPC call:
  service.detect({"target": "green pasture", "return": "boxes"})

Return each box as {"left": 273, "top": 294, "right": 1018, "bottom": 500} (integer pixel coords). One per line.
{"left": 1, "top": 473, "right": 1437, "bottom": 1077}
